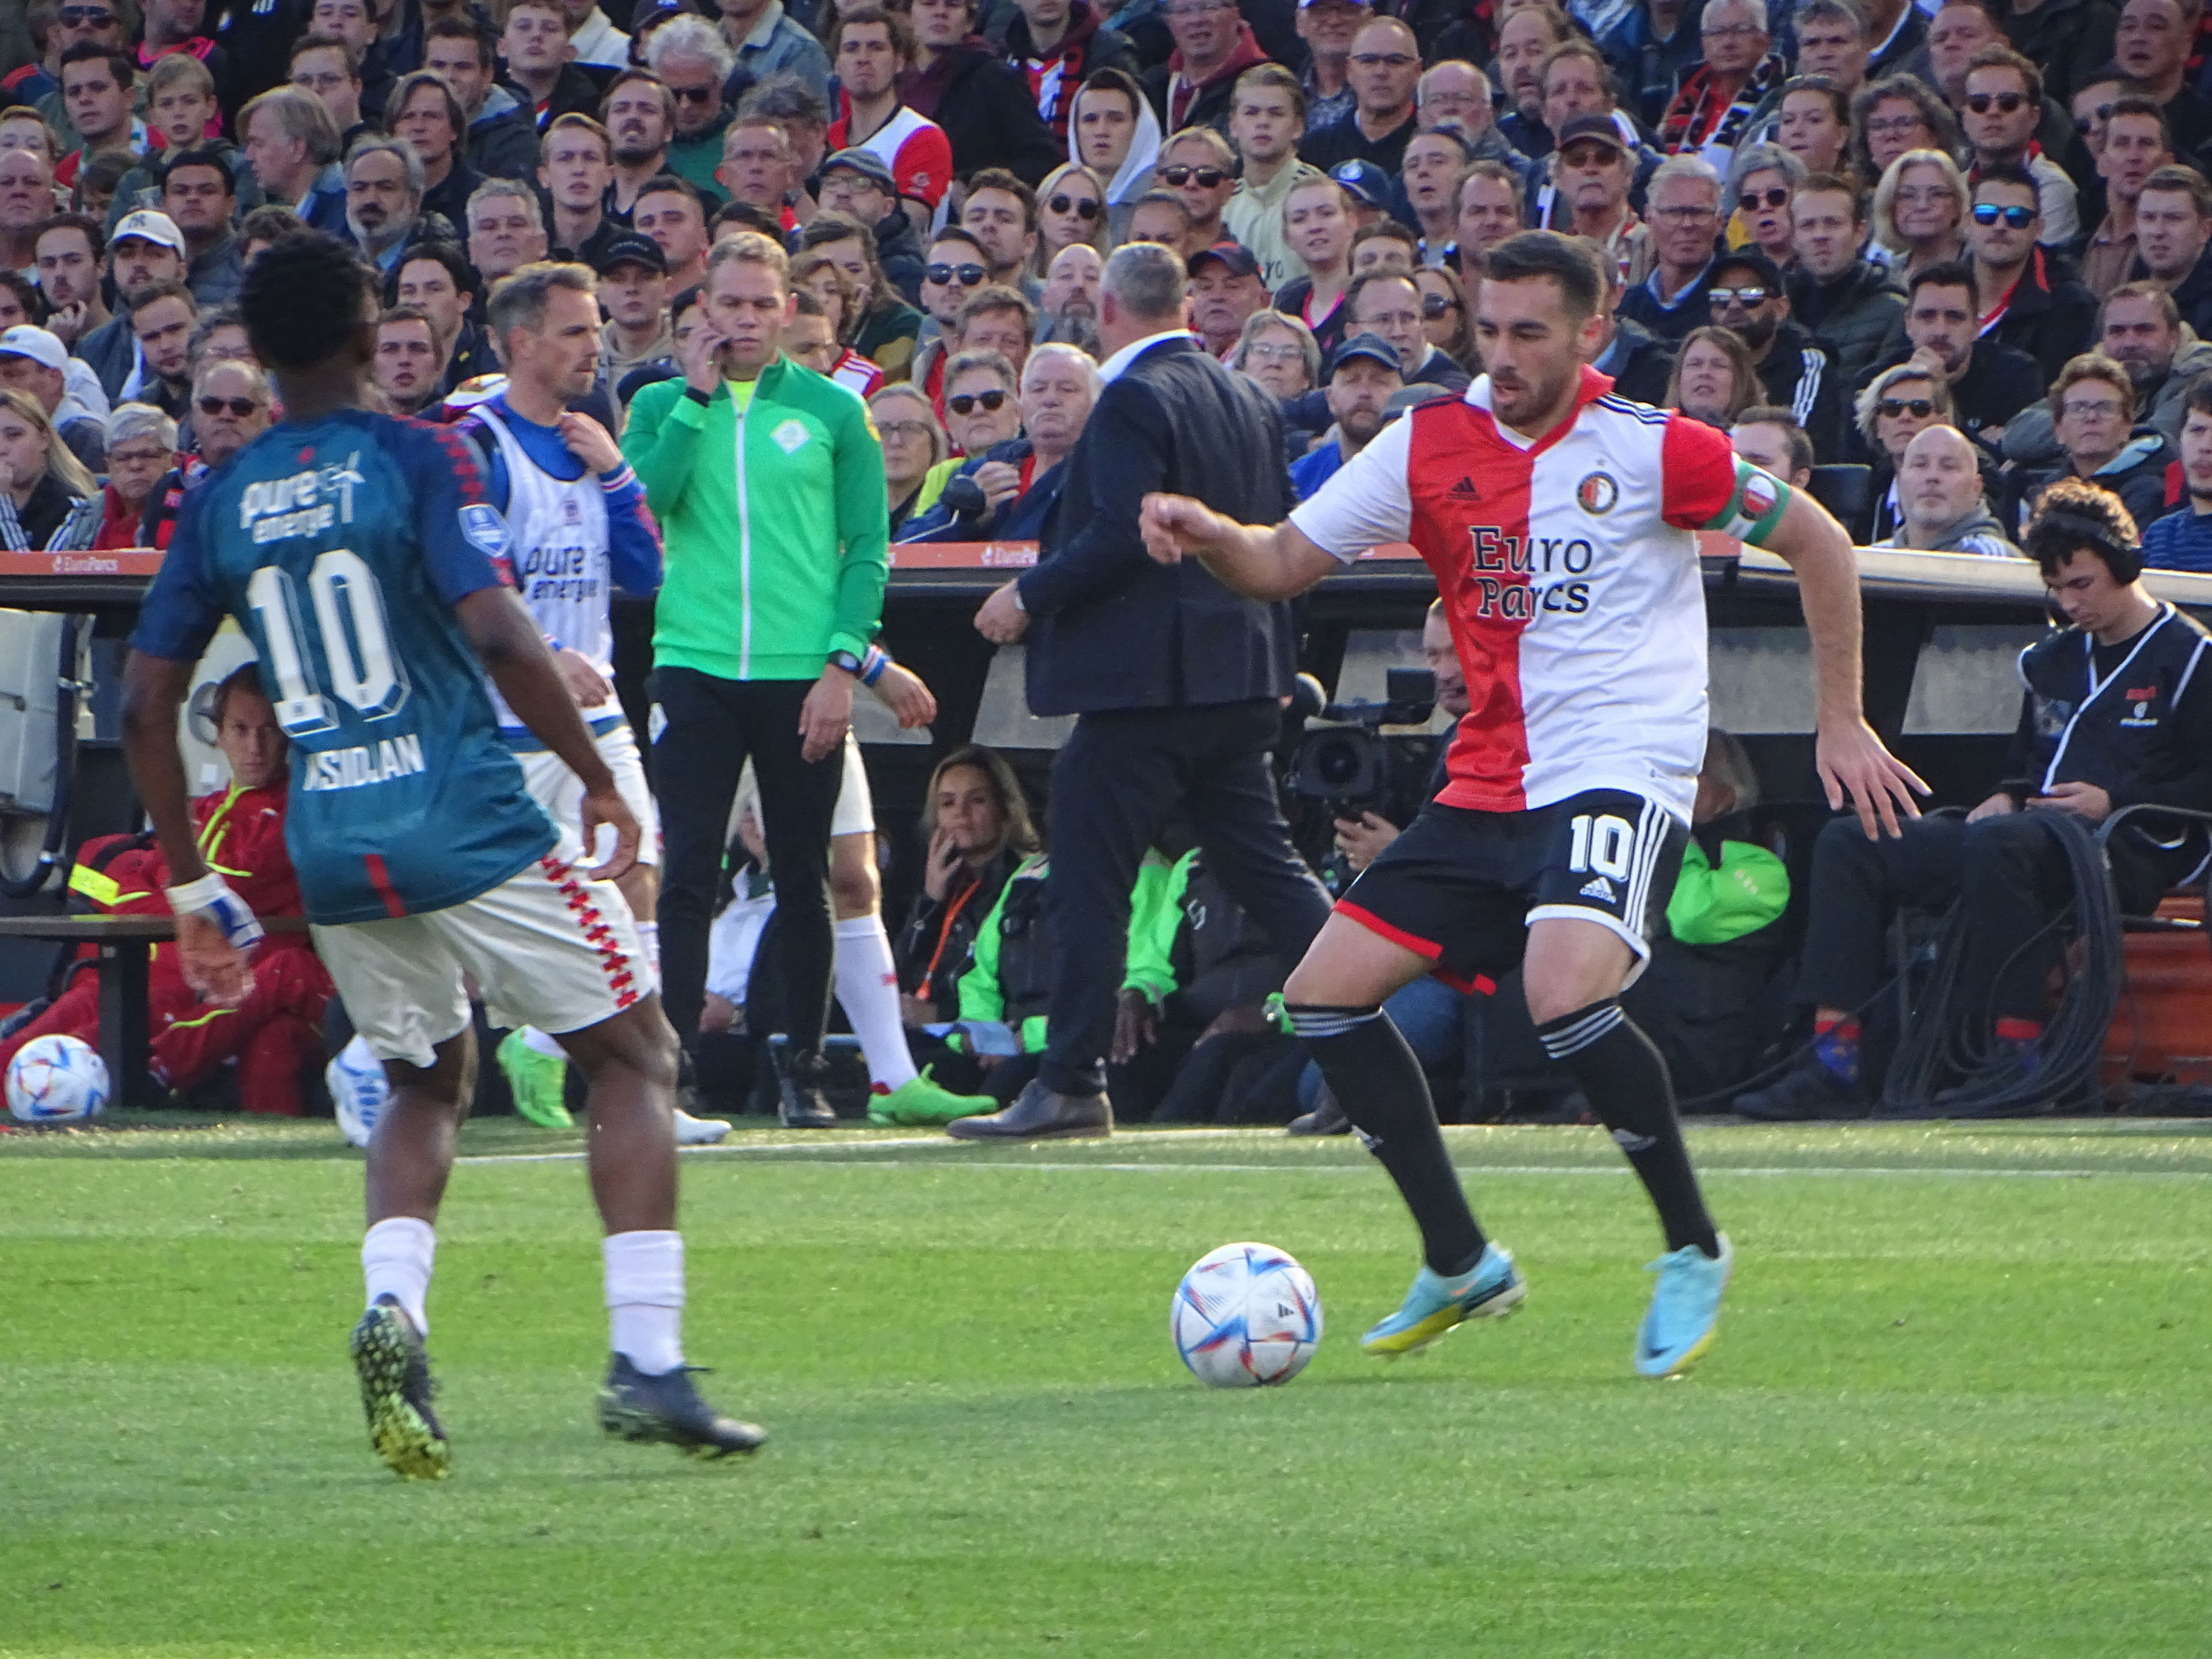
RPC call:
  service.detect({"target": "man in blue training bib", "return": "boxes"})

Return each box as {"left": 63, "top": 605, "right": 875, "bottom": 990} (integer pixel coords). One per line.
{"left": 121, "top": 229, "right": 764, "bottom": 1480}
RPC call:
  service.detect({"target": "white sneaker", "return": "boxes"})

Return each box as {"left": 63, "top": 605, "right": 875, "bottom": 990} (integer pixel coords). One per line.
{"left": 329, "top": 1048, "right": 391, "bottom": 1149}
{"left": 673, "top": 1107, "right": 731, "bottom": 1145}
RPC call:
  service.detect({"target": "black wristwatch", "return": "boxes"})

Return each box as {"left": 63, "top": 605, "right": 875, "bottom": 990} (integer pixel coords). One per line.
{"left": 827, "top": 649, "right": 864, "bottom": 676}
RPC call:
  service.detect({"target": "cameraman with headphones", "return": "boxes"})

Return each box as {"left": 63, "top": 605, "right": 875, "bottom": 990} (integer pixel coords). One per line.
{"left": 1737, "top": 480, "right": 2212, "bottom": 1120}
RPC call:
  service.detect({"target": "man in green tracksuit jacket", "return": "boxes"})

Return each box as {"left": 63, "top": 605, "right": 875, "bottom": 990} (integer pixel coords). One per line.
{"left": 622, "top": 230, "right": 888, "bottom": 1127}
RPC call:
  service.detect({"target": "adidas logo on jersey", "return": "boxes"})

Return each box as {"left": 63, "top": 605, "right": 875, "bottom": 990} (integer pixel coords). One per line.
{"left": 1448, "top": 476, "right": 1482, "bottom": 499}
{"left": 1579, "top": 875, "right": 1616, "bottom": 902}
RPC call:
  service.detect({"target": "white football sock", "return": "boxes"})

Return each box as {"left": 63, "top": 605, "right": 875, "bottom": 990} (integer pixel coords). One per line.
{"left": 362, "top": 1216, "right": 435, "bottom": 1336}
{"left": 604, "top": 1229, "right": 684, "bottom": 1374}
{"left": 834, "top": 914, "right": 916, "bottom": 1092}
{"left": 338, "top": 1033, "right": 381, "bottom": 1075}
{"left": 521, "top": 1025, "right": 567, "bottom": 1059}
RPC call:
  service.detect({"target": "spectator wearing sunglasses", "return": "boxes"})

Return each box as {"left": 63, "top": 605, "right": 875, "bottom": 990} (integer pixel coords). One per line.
{"left": 1853, "top": 361, "right": 1954, "bottom": 537}
{"left": 919, "top": 347, "right": 1022, "bottom": 512}
{"left": 1299, "top": 17, "right": 1421, "bottom": 176}
{"left": 902, "top": 342, "right": 1099, "bottom": 543}
{"left": 1153, "top": 126, "right": 1238, "bottom": 251}
{"left": 137, "top": 355, "right": 270, "bottom": 551}
{"left": 1706, "top": 248, "right": 1846, "bottom": 458}
{"left": 998, "top": 0, "right": 1139, "bottom": 146}
{"left": 1032, "top": 161, "right": 1109, "bottom": 279}
{"left": 1721, "top": 143, "right": 1800, "bottom": 270}
{"left": 1964, "top": 165, "right": 2097, "bottom": 384}
{"left": 2006, "top": 352, "right": 2177, "bottom": 535}
{"left": 1960, "top": 47, "right": 2080, "bottom": 247}
{"left": 908, "top": 226, "right": 990, "bottom": 409}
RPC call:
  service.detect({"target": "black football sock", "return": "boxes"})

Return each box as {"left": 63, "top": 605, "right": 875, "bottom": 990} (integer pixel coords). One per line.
{"left": 1285, "top": 1003, "right": 1486, "bottom": 1277}
{"left": 1536, "top": 998, "right": 1718, "bottom": 1257}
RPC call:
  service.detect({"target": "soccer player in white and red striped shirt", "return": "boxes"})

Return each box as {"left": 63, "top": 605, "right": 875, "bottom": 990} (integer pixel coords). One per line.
{"left": 1141, "top": 230, "right": 1926, "bottom": 1381}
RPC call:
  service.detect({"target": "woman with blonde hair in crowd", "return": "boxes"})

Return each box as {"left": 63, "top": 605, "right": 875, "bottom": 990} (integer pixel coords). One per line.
{"left": 869, "top": 382, "right": 948, "bottom": 535}
{"left": 0, "top": 388, "right": 94, "bottom": 550}
{"left": 1033, "top": 161, "right": 1111, "bottom": 276}
{"left": 1664, "top": 325, "right": 1758, "bottom": 431}
{"left": 1869, "top": 149, "right": 1969, "bottom": 278}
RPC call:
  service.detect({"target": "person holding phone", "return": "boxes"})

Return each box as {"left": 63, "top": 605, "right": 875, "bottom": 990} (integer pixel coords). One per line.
{"left": 896, "top": 745, "right": 1041, "bottom": 1025}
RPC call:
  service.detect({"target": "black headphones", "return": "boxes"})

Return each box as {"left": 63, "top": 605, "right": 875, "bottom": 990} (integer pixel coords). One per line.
{"left": 2036, "top": 509, "right": 2144, "bottom": 585}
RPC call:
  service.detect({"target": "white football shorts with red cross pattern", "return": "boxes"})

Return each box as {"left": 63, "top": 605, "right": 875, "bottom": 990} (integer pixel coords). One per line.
{"left": 312, "top": 851, "right": 648, "bottom": 1067}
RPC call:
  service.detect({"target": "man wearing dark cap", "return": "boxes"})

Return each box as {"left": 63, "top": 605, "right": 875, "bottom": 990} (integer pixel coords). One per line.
{"left": 1707, "top": 246, "right": 1844, "bottom": 459}
{"left": 817, "top": 145, "right": 926, "bottom": 305}
{"left": 1327, "top": 158, "right": 1392, "bottom": 232}
{"left": 1188, "top": 241, "right": 1267, "bottom": 358}
{"left": 1289, "top": 331, "right": 1401, "bottom": 499}
{"left": 1541, "top": 113, "right": 1652, "bottom": 288}
{"left": 594, "top": 230, "right": 673, "bottom": 394}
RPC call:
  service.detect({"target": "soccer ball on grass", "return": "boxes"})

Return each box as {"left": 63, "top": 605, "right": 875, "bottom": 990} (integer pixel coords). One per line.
{"left": 6, "top": 1033, "right": 111, "bottom": 1124}
{"left": 1171, "top": 1241, "right": 1322, "bottom": 1388}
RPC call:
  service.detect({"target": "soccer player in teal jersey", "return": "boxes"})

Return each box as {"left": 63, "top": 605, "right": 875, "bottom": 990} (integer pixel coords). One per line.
{"left": 122, "top": 230, "right": 764, "bottom": 1479}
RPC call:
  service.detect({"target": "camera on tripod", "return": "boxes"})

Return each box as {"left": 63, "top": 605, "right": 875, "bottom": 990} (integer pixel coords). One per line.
{"left": 1287, "top": 668, "right": 1437, "bottom": 813}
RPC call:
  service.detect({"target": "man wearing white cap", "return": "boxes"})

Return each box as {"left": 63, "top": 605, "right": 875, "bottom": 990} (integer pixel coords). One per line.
{"left": 73, "top": 209, "right": 186, "bottom": 402}
{"left": 0, "top": 324, "right": 105, "bottom": 471}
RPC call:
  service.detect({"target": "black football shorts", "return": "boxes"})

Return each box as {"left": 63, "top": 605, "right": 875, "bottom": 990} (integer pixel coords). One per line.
{"left": 1334, "top": 789, "right": 1688, "bottom": 992}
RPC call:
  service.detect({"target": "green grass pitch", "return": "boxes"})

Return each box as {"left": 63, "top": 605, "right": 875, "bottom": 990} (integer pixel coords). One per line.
{"left": 4, "top": 1115, "right": 2210, "bottom": 1658}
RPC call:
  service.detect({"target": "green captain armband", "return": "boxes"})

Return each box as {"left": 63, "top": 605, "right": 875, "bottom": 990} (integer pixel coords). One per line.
{"left": 1704, "top": 458, "right": 1792, "bottom": 544}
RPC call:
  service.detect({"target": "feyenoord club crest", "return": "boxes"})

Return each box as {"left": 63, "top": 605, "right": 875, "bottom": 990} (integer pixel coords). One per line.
{"left": 1576, "top": 471, "right": 1618, "bottom": 514}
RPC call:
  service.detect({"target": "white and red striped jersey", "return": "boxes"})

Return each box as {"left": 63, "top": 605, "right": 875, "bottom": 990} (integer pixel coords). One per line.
{"left": 1289, "top": 366, "right": 1790, "bottom": 824}
{"left": 828, "top": 347, "right": 884, "bottom": 398}
{"left": 826, "top": 103, "right": 953, "bottom": 210}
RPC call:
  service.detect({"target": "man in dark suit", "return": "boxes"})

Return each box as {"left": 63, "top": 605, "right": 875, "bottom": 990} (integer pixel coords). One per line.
{"left": 969, "top": 240, "right": 1334, "bottom": 1139}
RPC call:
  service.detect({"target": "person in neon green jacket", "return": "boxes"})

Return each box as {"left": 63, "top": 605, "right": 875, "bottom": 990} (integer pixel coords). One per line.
{"left": 620, "top": 232, "right": 889, "bottom": 1126}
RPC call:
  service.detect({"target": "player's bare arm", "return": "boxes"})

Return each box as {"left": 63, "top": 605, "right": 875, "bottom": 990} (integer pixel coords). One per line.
{"left": 1759, "top": 487, "right": 1929, "bottom": 838}
{"left": 120, "top": 650, "right": 255, "bottom": 1006}
{"left": 1139, "top": 493, "right": 1340, "bottom": 601}
{"left": 457, "top": 586, "right": 641, "bottom": 882}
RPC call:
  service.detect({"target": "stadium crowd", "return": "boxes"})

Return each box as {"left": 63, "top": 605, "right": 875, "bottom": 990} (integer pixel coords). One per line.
{"left": 2, "top": 0, "right": 2210, "bottom": 1128}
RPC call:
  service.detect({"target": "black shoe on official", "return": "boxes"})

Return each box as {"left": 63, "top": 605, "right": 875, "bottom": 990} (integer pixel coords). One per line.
{"left": 1734, "top": 1057, "right": 1861, "bottom": 1122}
{"left": 349, "top": 1294, "right": 450, "bottom": 1480}
{"left": 945, "top": 1078, "right": 1112, "bottom": 1141}
{"left": 597, "top": 1354, "right": 766, "bottom": 1459}
{"left": 773, "top": 1047, "right": 839, "bottom": 1128}
{"left": 1286, "top": 1084, "right": 1351, "bottom": 1137}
